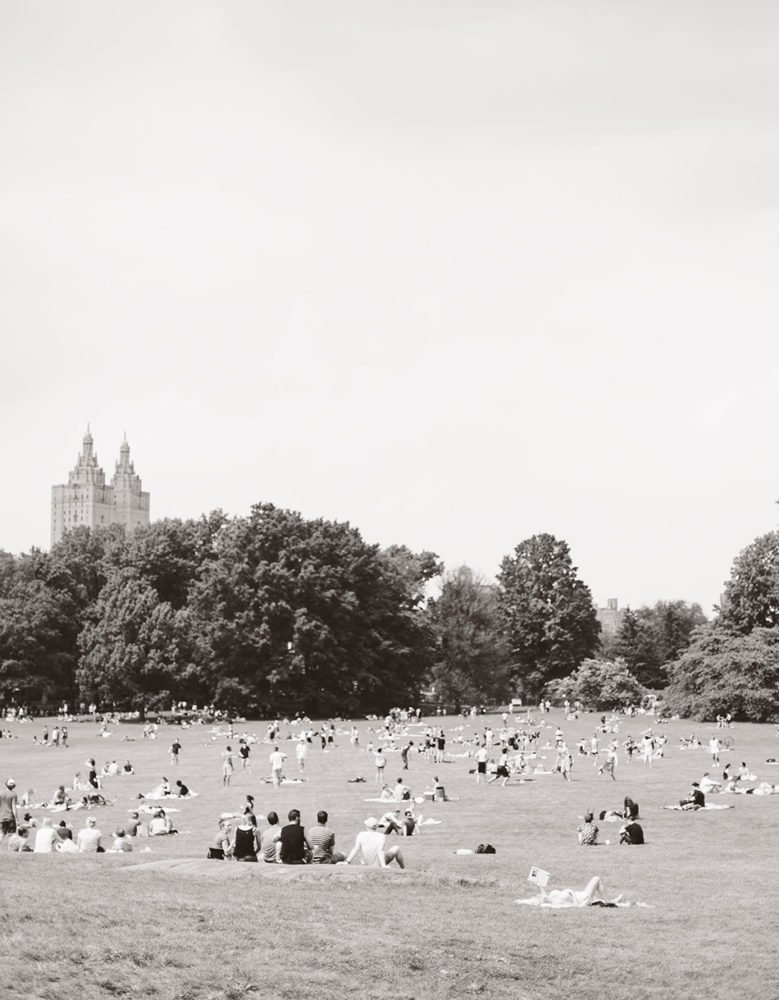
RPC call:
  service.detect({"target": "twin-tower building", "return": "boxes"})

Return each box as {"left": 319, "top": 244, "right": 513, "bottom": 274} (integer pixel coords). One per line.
{"left": 51, "top": 427, "right": 150, "bottom": 546}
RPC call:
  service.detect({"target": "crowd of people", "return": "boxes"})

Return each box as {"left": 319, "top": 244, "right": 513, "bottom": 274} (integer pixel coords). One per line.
{"left": 2, "top": 702, "right": 775, "bottom": 904}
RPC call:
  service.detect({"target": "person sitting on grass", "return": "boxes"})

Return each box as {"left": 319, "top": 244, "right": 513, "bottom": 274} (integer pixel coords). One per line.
{"left": 401, "top": 809, "right": 419, "bottom": 837}
{"left": 111, "top": 828, "right": 134, "bottom": 852}
{"left": 50, "top": 785, "right": 71, "bottom": 809}
{"left": 308, "top": 810, "right": 346, "bottom": 864}
{"left": 148, "top": 808, "right": 176, "bottom": 836}
{"left": 432, "top": 776, "right": 449, "bottom": 801}
{"left": 622, "top": 797, "right": 639, "bottom": 820}
{"left": 207, "top": 818, "right": 234, "bottom": 860}
{"left": 77, "top": 816, "right": 104, "bottom": 853}
{"left": 7, "top": 826, "right": 32, "bottom": 852}
{"left": 260, "top": 812, "right": 281, "bottom": 863}
{"left": 232, "top": 815, "right": 261, "bottom": 862}
{"left": 278, "top": 808, "right": 312, "bottom": 864}
{"left": 341, "top": 817, "right": 405, "bottom": 869}
{"left": 679, "top": 782, "right": 705, "bottom": 810}
{"left": 619, "top": 820, "right": 645, "bottom": 845}
{"left": 34, "top": 817, "right": 59, "bottom": 853}
{"left": 577, "top": 813, "right": 600, "bottom": 845}
{"left": 126, "top": 811, "right": 142, "bottom": 837}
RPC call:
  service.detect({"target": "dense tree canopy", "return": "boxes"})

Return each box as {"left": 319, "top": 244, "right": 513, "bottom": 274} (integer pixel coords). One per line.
{"left": 497, "top": 534, "right": 600, "bottom": 700}
{"left": 665, "top": 624, "right": 779, "bottom": 722}
{"left": 187, "top": 504, "right": 439, "bottom": 715}
{"left": 720, "top": 531, "right": 779, "bottom": 633}
{"left": 611, "top": 600, "right": 707, "bottom": 688}
{"left": 548, "top": 657, "right": 646, "bottom": 712}
{"left": 425, "top": 566, "right": 512, "bottom": 709}
{"left": 0, "top": 508, "right": 440, "bottom": 715}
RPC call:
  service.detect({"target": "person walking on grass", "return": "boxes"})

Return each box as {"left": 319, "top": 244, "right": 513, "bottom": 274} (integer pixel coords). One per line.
{"left": 170, "top": 738, "right": 182, "bottom": 766}
{"left": 221, "top": 746, "right": 235, "bottom": 787}
{"left": 269, "top": 746, "right": 287, "bottom": 788}
{"left": 239, "top": 741, "right": 251, "bottom": 771}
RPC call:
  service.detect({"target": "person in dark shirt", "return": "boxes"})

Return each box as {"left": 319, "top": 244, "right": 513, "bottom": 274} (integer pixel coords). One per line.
{"left": 679, "top": 782, "right": 705, "bottom": 809}
{"left": 622, "top": 797, "right": 639, "bottom": 820}
{"left": 279, "top": 809, "right": 312, "bottom": 864}
{"left": 619, "top": 821, "right": 645, "bottom": 845}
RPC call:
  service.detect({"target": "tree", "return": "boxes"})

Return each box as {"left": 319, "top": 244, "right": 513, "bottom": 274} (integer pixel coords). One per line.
{"left": 665, "top": 624, "right": 779, "bottom": 722}
{"left": 426, "top": 566, "right": 512, "bottom": 709}
{"left": 0, "top": 579, "right": 82, "bottom": 707}
{"left": 721, "top": 531, "right": 779, "bottom": 633}
{"left": 77, "top": 569, "right": 192, "bottom": 711}
{"left": 497, "top": 534, "right": 600, "bottom": 699}
{"left": 188, "top": 504, "right": 438, "bottom": 714}
{"left": 612, "top": 609, "right": 663, "bottom": 687}
{"left": 612, "top": 601, "right": 708, "bottom": 688}
{"left": 548, "top": 657, "right": 646, "bottom": 712}
{"left": 126, "top": 512, "right": 228, "bottom": 609}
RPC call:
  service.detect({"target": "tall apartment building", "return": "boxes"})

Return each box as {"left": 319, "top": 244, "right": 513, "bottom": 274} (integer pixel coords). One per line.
{"left": 51, "top": 427, "right": 150, "bottom": 546}
{"left": 596, "top": 597, "right": 626, "bottom": 638}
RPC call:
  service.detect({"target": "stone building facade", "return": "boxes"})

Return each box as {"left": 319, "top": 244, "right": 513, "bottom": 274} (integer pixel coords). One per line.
{"left": 596, "top": 597, "right": 626, "bottom": 638}
{"left": 51, "top": 428, "right": 150, "bottom": 545}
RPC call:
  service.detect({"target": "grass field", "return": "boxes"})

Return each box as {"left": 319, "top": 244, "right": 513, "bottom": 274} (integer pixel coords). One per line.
{"left": 1, "top": 711, "right": 778, "bottom": 1000}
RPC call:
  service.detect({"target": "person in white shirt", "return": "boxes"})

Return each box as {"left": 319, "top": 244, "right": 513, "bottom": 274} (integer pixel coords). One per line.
{"left": 269, "top": 747, "right": 287, "bottom": 787}
{"left": 342, "top": 817, "right": 405, "bottom": 869}
{"left": 295, "top": 740, "right": 307, "bottom": 772}
{"left": 34, "top": 817, "right": 59, "bottom": 853}
{"left": 393, "top": 778, "right": 411, "bottom": 801}
{"left": 77, "top": 816, "right": 103, "bottom": 853}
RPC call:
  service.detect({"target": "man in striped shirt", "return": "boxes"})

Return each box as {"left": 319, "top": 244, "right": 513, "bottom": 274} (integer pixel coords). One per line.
{"left": 308, "top": 810, "right": 345, "bottom": 864}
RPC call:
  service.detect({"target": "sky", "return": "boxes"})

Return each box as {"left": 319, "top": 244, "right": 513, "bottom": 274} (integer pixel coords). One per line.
{"left": 2, "top": 1, "right": 778, "bottom": 616}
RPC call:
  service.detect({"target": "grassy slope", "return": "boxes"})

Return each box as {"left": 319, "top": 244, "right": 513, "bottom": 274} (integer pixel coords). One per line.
{"left": 1, "top": 712, "right": 777, "bottom": 1000}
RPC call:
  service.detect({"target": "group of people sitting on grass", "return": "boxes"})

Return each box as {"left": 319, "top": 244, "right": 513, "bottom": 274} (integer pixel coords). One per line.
{"left": 208, "top": 806, "right": 405, "bottom": 869}
{"left": 576, "top": 796, "right": 644, "bottom": 846}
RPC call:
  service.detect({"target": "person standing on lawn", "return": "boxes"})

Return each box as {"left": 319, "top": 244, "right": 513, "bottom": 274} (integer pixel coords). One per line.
{"left": 221, "top": 746, "right": 235, "bottom": 787}
{"left": 170, "top": 738, "right": 182, "bottom": 766}
{"left": 0, "top": 778, "right": 19, "bottom": 842}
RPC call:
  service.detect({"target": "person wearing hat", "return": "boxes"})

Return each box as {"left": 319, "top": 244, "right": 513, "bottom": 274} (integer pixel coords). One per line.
{"left": 0, "top": 778, "right": 19, "bottom": 841}
{"left": 341, "top": 817, "right": 405, "bottom": 869}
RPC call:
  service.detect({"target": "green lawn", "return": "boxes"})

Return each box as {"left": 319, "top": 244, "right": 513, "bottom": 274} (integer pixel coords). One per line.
{"left": 1, "top": 711, "right": 777, "bottom": 999}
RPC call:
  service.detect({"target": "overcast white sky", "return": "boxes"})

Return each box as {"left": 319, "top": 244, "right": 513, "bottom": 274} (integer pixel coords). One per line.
{"left": 2, "top": 1, "right": 778, "bottom": 614}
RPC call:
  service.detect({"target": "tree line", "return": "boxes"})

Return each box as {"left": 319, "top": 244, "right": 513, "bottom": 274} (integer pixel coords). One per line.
{"left": 1, "top": 506, "right": 778, "bottom": 720}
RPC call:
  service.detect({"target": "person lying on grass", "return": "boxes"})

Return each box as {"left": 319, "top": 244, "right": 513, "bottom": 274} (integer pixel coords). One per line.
{"left": 518, "top": 875, "right": 622, "bottom": 907}
{"left": 340, "top": 817, "right": 405, "bottom": 869}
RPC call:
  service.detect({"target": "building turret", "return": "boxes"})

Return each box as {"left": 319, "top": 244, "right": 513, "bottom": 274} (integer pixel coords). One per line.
{"left": 51, "top": 428, "right": 150, "bottom": 545}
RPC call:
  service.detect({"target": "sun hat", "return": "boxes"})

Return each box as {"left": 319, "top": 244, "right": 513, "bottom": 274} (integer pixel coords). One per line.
{"left": 364, "top": 817, "right": 378, "bottom": 830}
